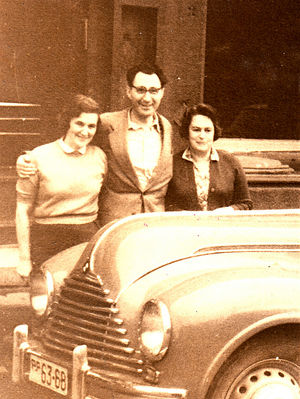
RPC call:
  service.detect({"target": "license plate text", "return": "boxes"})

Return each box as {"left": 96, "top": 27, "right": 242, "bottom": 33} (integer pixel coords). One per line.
{"left": 29, "top": 354, "right": 68, "bottom": 396}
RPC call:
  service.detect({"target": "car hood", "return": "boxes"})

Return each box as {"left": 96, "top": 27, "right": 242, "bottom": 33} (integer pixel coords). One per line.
{"left": 74, "top": 210, "right": 300, "bottom": 300}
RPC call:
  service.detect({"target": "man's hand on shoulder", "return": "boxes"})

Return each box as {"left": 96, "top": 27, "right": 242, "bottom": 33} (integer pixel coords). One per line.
{"left": 16, "top": 151, "right": 37, "bottom": 178}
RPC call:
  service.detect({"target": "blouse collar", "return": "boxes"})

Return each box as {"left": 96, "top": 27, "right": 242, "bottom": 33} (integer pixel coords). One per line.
{"left": 58, "top": 138, "right": 86, "bottom": 155}
{"left": 127, "top": 110, "right": 160, "bottom": 132}
{"left": 182, "top": 146, "right": 219, "bottom": 163}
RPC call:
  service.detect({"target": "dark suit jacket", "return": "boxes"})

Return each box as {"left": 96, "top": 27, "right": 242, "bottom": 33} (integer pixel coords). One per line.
{"left": 166, "top": 149, "right": 252, "bottom": 211}
{"left": 95, "top": 109, "right": 173, "bottom": 225}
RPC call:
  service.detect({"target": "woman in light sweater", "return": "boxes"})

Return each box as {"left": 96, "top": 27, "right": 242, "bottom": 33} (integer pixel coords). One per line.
{"left": 16, "top": 94, "right": 107, "bottom": 279}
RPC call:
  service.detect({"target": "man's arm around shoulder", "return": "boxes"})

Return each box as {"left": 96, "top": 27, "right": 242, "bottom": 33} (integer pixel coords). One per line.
{"left": 16, "top": 151, "right": 37, "bottom": 178}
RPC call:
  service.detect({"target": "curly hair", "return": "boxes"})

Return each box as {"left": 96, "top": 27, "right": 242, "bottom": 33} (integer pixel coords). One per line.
{"left": 179, "top": 103, "right": 222, "bottom": 141}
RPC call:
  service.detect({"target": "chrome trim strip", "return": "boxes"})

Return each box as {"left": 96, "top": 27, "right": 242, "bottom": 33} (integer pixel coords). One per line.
{"left": 65, "top": 279, "right": 105, "bottom": 292}
{"left": 58, "top": 302, "right": 122, "bottom": 324}
{"left": 44, "top": 330, "right": 135, "bottom": 354}
{"left": 193, "top": 243, "right": 300, "bottom": 255}
{"left": 52, "top": 310, "right": 127, "bottom": 335}
{"left": 44, "top": 342, "right": 143, "bottom": 375}
{"left": 50, "top": 318, "right": 129, "bottom": 345}
{"left": 43, "top": 341, "right": 143, "bottom": 366}
{"left": 59, "top": 296, "right": 119, "bottom": 314}
{"left": 61, "top": 286, "right": 114, "bottom": 304}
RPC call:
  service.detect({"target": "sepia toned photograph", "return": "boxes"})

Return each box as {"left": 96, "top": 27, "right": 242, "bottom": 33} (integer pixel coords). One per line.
{"left": 0, "top": 0, "right": 299, "bottom": 398}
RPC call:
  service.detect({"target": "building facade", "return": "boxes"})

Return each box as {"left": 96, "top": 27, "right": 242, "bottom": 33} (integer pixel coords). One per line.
{"left": 0, "top": 0, "right": 298, "bottom": 242}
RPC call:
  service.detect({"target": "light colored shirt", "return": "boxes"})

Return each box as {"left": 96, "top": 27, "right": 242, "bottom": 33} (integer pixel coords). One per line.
{"left": 182, "top": 147, "right": 219, "bottom": 211}
{"left": 127, "top": 111, "right": 161, "bottom": 191}
{"left": 17, "top": 140, "right": 107, "bottom": 224}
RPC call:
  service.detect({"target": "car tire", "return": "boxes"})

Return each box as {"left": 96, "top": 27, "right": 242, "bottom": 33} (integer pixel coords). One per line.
{"left": 206, "top": 326, "right": 300, "bottom": 399}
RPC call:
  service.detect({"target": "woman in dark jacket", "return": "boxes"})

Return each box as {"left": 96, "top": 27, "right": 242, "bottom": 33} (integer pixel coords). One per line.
{"left": 166, "top": 104, "right": 252, "bottom": 212}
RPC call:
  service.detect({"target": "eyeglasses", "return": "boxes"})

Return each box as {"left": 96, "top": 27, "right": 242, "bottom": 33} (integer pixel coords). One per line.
{"left": 131, "top": 85, "right": 162, "bottom": 96}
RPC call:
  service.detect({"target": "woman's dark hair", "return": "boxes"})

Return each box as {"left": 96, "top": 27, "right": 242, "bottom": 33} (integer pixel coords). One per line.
{"left": 179, "top": 103, "right": 222, "bottom": 141}
{"left": 126, "top": 62, "right": 168, "bottom": 88}
{"left": 58, "top": 94, "right": 100, "bottom": 133}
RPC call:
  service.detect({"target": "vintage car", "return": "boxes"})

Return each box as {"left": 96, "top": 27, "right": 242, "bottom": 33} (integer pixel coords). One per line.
{"left": 12, "top": 209, "right": 300, "bottom": 398}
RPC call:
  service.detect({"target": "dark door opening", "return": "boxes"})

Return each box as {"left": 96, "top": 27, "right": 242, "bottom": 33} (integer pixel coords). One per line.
{"left": 204, "top": 0, "right": 299, "bottom": 139}
{"left": 121, "top": 5, "right": 157, "bottom": 68}
{"left": 111, "top": 4, "right": 158, "bottom": 110}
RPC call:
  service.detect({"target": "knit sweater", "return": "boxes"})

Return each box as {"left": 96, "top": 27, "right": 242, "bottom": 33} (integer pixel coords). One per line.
{"left": 16, "top": 139, "right": 107, "bottom": 224}
{"left": 166, "top": 149, "right": 252, "bottom": 211}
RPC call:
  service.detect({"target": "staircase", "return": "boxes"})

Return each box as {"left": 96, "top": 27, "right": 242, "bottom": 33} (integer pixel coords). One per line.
{"left": 0, "top": 102, "right": 42, "bottom": 244}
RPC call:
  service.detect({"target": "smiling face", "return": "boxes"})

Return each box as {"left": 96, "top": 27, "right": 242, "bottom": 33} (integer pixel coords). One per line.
{"left": 126, "top": 72, "right": 164, "bottom": 121}
{"left": 188, "top": 114, "right": 215, "bottom": 158}
{"left": 64, "top": 112, "right": 98, "bottom": 151}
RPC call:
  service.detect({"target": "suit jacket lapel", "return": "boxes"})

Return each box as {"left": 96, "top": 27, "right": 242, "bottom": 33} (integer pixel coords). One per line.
{"left": 145, "top": 114, "right": 172, "bottom": 190}
{"left": 108, "top": 109, "right": 141, "bottom": 188}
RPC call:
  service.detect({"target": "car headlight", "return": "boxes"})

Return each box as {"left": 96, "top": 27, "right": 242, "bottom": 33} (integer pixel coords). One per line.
{"left": 139, "top": 299, "right": 171, "bottom": 361}
{"left": 30, "top": 270, "right": 54, "bottom": 317}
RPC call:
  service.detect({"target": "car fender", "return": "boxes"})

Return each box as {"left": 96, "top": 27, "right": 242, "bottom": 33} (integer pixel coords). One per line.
{"left": 42, "top": 242, "right": 88, "bottom": 291}
{"left": 116, "top": 251, "right": 300, "bottom": 398}
{"left": 200, "top": 311, "right": 300, "bottom": 398}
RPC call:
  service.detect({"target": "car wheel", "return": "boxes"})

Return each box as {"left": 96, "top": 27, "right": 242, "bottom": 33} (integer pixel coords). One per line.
{"left": 207, "top": 326, "right": 300, "bottom": 399}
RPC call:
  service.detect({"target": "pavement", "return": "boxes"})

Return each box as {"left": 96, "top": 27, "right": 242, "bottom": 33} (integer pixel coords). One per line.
{"left": 0, "top": 244, "right": 31, "bottom": 397}
{"left": 0, "top": 244, "right": 30, "bottom": 351}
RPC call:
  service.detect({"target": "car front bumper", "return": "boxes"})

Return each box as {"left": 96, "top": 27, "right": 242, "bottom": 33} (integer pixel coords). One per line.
{"left": 12, "top": 324, "right": 187, "bottom": 399}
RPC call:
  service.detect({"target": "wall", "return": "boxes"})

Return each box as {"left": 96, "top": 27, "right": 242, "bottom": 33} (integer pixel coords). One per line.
{"left": 87, "top": 0, "right": 207, "bottom": 133}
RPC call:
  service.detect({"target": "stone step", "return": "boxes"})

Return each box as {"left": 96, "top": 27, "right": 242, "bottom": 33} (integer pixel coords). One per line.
{"left": 0, "top": 244, "right": 29, "bottom": 287}
{"left": 0, "top": 134, "right": 43, "bottom": 165}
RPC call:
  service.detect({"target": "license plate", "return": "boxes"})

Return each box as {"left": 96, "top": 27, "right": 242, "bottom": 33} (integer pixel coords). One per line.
{"left": 29, "top": 353, "right": 68, "bottom": 396}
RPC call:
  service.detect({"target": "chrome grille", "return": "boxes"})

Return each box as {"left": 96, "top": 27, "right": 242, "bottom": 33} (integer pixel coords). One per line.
{"left": 42, "top": 270, "right": 144, "bottom": 375}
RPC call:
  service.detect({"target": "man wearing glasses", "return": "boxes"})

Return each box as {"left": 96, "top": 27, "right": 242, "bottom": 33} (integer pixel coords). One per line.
{"left": 16, "top": 63, "right": 173, "bottom": 226}
{"left": 97, "top": 62, "right": 173, "bottom": 225}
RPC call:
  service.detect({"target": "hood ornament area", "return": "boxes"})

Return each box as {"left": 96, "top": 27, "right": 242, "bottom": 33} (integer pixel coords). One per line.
{"left": 82, "top": 260, "right": 90, "bottom": 274}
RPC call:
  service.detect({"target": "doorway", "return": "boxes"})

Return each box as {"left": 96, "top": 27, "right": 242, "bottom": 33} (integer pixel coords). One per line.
{"left": 204, "top": 0, "right": 299, "bottom": 139}
{"left": 111, "top": 3, "right": 158, "bottom": 110}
